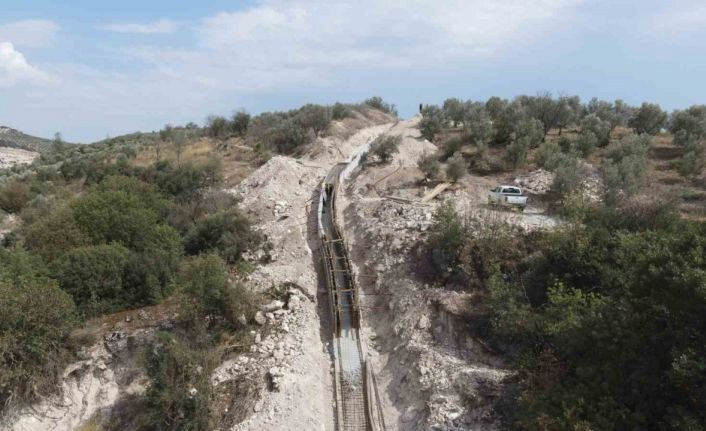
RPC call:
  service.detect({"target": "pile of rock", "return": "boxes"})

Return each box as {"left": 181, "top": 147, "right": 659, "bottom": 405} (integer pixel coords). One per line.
{"left": 514, "top": 169, "right": 554, "bottom": 194}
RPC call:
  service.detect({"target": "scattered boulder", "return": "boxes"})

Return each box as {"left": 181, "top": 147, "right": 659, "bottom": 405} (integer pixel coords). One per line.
{"left": 254, "top": 311, "right": 267, "bottom": 325}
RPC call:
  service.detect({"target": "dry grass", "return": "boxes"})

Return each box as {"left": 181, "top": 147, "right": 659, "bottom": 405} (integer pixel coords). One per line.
{"left": 131, "top": 137, "right": 257, "bottom": 188}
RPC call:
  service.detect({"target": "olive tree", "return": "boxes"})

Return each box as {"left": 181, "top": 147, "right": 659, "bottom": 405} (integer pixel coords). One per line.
{"left": 419, "top": 105, "right": 444, "bottom": 141}
{"left": 601, "top": 134, "right": 651, "bottom": 202}
{"left": 442, "top": 98, "right": 465, "bottom": 127}
{"left": 580, "top": 114, "right": 611, "bottom": 147}
{"left": 629, "top": 103, "right": 668, "bottom": 135}
{"left": 462, "top": 101, "right": 493, "bottom": 145}
{"left": 446, "top": 152, "right": 467, "bottom": 182}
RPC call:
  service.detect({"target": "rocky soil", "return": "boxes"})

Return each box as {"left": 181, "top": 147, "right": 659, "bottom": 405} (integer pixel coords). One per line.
{"left": 0, "top": 146, "right": 39, "bottom": 169}
{"left": 336, "top": 117, "right": 523, "bottom": 430}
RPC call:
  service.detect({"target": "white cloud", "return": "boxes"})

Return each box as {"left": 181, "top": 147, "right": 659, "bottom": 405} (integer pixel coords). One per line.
{"left": 99, "top": 19, "right": 179, "bottom": 34}
{"left": 651, "top": 2, "right": 706, "bottom": 36}
{"left": 125, "top": 0, "right": 582, "bottom": 92}
{"left": 0, "top": 42, "right": 53, "bottom": 87}
{"left": 0, "top": 19, "right": 59, "bottom": 48}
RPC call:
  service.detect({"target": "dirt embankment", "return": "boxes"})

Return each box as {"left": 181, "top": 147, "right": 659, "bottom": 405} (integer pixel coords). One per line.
{"left": 337, "top": 117, "right": 518, "bottom": 430}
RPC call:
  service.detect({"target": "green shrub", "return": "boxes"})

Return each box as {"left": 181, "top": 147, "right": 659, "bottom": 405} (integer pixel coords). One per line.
{"left": 535, "top": 140, "right": 563, "bottom": 171}
{"left": 0, "top": 180, "right": 33, "bottom": 213}
{"left": 575, "top": 130, "right": 598, "bottom": 157}
{"left": 445, "top": 152, "right": 467, "bottom": 182}
{"left": 50, "top": 243, "right": 131, "bottom": 317}
{"left": 331, "top": 102, "right": 351, "bottom": 120}
{"left": 205, "top": 115, "right": 230, "bottom": 140}
{"left": 419, "top": 105, "right": 444, "bottom": 141}
{"left": 183, "top": 209, "right": 262, "bottom": 264}
{"left": 676, "top": 138, "right": 705, "bottom": 178}
{"left": 601, "top": 134, "right": 651, "bottom": 202}
{"left": 462, "top": 102, "right": 493, "bottom": 145}
{"left": 442, "top": 98, "right": 465, "bottom": 126}
{"left": 363, "top": 96, "right": 397, "bottom": 116}
{"left": 230, "top": 111, "right": 250, "bottom": 137}
{"left": 552, "top": 156, "right": 581, "bottom": 196}
{"left": 72, "top": 189, "right": 161, "bottom": 250}
{"left": 580, "top": 114, "right": 611, "bottom": 147}
{"left": 294, "top": 104, "right": 332, "bottom": 137}
{"left": 143, "top": 160, "right": 223, "bottom": 202}
{"left": 505, "top": 137, "right": 530, "bottom": 169}
{"left": 24, "top": 208, "right": 91, "bottom": 262}
{"left": 417, "top": 152, "right": 441, "bottom": 180}
{"left": 424, "top": 202, "right": 466, "bottom": 280}
{"left": 145, "top": 332, "right": 213, "bottom": 431}
{"left": 0, "top": 249, "right": 77, "bottom": 408}
{"left": 369, "top": 134, "right": 401, "bottom": 164}
{"left": 442, "top": 137, "right": 464, "bottom": 159}
{"left": 269, "top": 119, "right": 309, "bottom": 154}
{"left": 515, "top": 118, "right": 544, "bottom": 148}
{"left": 629, "top": 102, "right": 668, "bottom": 135}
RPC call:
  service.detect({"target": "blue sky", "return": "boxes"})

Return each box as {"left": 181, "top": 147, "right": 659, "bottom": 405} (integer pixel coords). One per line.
{"left": 2, "top": 0, "right": 706, "bottom": 142}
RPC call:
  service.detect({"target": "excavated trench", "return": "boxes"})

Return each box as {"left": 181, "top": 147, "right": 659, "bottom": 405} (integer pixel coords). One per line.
{"left": 317, "top": 164, "right": 385, "bottom": 431}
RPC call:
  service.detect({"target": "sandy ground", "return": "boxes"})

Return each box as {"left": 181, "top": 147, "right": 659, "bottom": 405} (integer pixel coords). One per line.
{"left": 0, "top": 146, "right": 39, "bottom": 169}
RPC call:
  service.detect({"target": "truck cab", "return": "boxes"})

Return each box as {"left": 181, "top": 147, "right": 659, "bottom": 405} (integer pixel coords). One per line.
{"left": 488, "top": 185, "right": 528, "bottom": 210}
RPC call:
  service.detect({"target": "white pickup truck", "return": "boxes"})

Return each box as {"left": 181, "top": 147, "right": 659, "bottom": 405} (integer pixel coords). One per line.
{"left": 488, "top": 185, "right": 528, "bottom": 210}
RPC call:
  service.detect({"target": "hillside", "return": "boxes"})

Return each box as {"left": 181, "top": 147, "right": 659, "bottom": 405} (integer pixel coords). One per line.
{"left": 0, "top": 126, "right": 55, "bottom": 153}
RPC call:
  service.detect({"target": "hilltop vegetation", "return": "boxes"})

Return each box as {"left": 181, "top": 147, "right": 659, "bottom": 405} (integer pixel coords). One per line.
{"left": 0, "top": 127, "right": 69, "bottom": 153}
{"left": 419, "top": 94, "right": 706, "bottom": 430}
{"left": 0, "top": 98, "right": 394, "bottom": 428}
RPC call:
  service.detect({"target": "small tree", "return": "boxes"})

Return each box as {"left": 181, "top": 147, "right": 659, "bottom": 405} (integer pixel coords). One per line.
{"left": 442, "top": 98, "right": 465, "bottom": 127}
{"left": 369, "top": 134, "right": 401, "bottom": 164}
{"left": 601, "top": 134, "right": 651, "bottom": 202}
{"left": 205, "top": 115, "right": 229, "bottom": 140}
{"left": 463, "top": 102, "right": 493, "bottom": 145}
{"left": 551, "top": 156, "right": 581, "bottom": 196}
{"left": 629, "top": 103, "right": 668, "bottom": 135}
{"left": 536, "top": 140, "right": 564, "bottom": 171}
{"left": 515, "top": 118, "right": 544, "bottom": 148}
{"left": 173, "top": 131, "right": 187, "bottom": 165}
{"left": 575, "top": 130, "right": 599, "bottom": 157}
{"left": 51, "top": 132, "right": 66, "bottom": 153}
{"left": 580, "top": 114, "right": 611, "bottom": 147}
{"left": 417, "top": 152, "right": 441, "bottom": 180}
{"left": 675, "top": 136, "right": 705, "bottom": 178}
{"left": 419, "top": 105, "right": 444, "bottom": 141}
{"left": 446, "top": 152, "right": 467, "bottom": 182}
{"left": 231, "top": 110, "right": 250, "bottom": 137}
{"left": 505, "top": 137, "right": 530, "bottom": 169}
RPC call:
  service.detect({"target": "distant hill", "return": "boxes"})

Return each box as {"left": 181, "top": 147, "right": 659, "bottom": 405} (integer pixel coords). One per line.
{"left": 0, "top": 126, "right": 55, "bottom": 153}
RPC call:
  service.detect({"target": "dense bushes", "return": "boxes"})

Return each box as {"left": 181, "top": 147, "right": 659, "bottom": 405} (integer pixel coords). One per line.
{"left": 144, "top": 332, "right": 214, "bottom": 430}
{"left": 0, "top": 249, "right": 77, "bottom": 408}
{"left": 423, "top": 197, "right": 706, "bottom": 430}
{"left": 50, "top": 243, "right": 130, "bottom": 316}
{"left": 176, "top": 254, "right": 258, "bottom": 330}
{"left": 184, "top": 209, "right": 263, "bottom": 264}
{"left": 0, "top": 179, "right": 33, "bottom": 213}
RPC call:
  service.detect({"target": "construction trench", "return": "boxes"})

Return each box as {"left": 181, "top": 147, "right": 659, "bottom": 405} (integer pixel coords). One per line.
{"left": 317, "top": 162, "right": 386, "bottom": 431}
